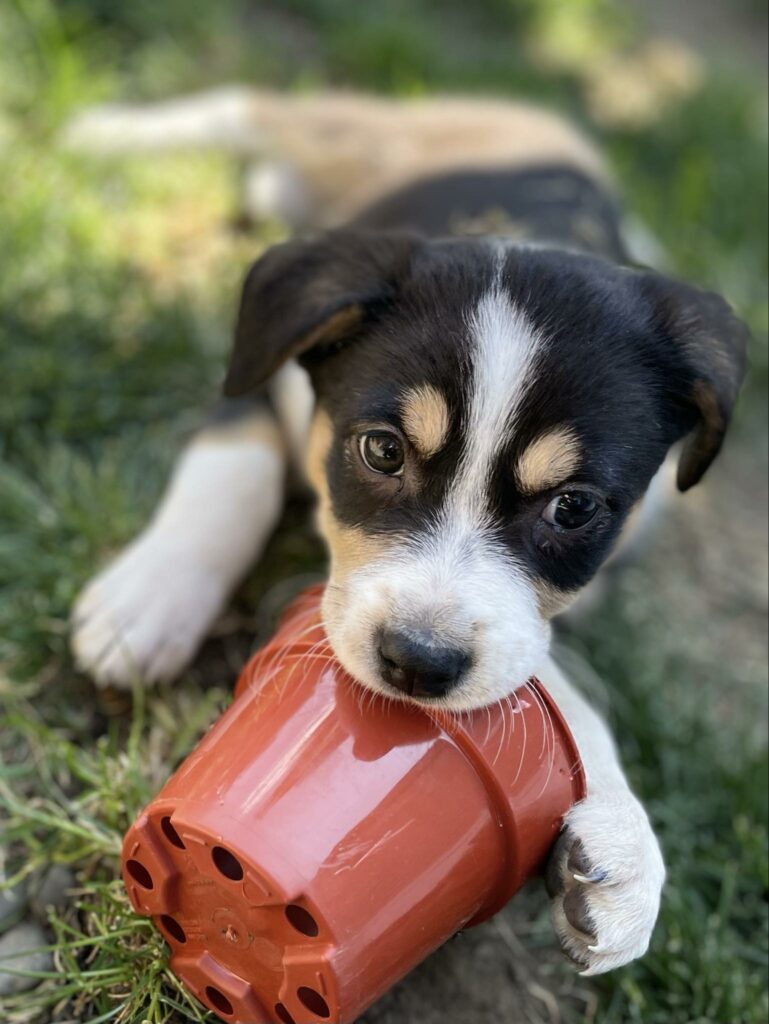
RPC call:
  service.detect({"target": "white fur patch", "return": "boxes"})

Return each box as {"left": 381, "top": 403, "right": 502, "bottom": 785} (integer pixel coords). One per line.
{"left": 72, "top": 432, "right": 285, "bottom": 687}
{"left": 454, "top": 286, "right": 544, "bottom": 521}
{"left": 62, "top": 87, "right": 262, "bottom": 154}
{"left": 243, "top": 160, "right": 312, "bottom": 229}
{"left": 270, "top": 361, "right": 315, "bottom": 471}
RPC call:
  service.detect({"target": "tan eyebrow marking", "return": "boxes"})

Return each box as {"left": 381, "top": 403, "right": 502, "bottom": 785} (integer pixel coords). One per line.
{"left": 516, "top": 427, "right": 582, "bottom": 494}
{"left": 400, "top": 385, "right": 450, "bottom": 458}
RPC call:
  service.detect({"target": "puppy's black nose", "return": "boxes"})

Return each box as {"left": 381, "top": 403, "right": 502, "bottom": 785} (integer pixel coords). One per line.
{"left": 378, "top": 629, "right": 470, "bottom": 699}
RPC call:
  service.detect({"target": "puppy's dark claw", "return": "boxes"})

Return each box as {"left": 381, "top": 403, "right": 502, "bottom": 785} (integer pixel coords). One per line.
{"left": 573, "top": 868, "right": 608, "bottom": 885}
{"left": 545, "top": 831, "right": 609, "bottom": 899}
{"left": 567, "top": 839, "right": 607, "bottom": 884}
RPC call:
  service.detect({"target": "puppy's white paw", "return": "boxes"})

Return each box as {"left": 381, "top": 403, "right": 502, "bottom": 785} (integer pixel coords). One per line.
{"left": 71, "top": 532, "right": 228, "bottom": 688}
{"left": 546, "top": 792, "right": 665, "bottom": 976}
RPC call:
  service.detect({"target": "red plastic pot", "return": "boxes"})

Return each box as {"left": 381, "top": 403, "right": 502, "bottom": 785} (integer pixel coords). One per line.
{"left": 121, "top": 586, "right": 585, "bottom": 1024}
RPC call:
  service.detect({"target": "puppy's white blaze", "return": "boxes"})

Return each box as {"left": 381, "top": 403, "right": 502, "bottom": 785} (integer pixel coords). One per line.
{"left": 453, "top": 287, "right": 544, "bottom": 523}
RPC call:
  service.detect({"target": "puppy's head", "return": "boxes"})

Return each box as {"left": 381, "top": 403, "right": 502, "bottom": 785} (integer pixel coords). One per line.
{"left": 226, "top": 230, "right": 748, "bottom": 710}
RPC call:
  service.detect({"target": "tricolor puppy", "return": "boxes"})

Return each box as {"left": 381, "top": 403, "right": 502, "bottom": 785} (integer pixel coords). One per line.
{"left": 70, "top": 91, "right": 748, "bottom": 976}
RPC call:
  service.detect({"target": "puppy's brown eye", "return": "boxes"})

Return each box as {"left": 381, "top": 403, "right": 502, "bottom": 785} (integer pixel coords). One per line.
{"left": 359, "top": 431, "right": 405, "bottom": 476}
{"left": 543, "top": 492, "right": 599, "bottom": 530}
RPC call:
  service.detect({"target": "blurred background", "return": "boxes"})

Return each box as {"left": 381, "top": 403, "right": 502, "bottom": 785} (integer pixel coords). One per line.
{"left": 0, "top": 2, "right": 766, "bottom": 1022}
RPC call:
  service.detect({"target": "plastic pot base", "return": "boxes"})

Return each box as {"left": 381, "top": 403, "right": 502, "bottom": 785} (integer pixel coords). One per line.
{"left": 125, "top": 808, "right": 336, "bottom": 1023}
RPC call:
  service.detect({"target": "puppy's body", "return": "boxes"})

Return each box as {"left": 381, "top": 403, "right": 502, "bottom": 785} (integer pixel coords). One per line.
{"left": 65, "top": 89, "right": 611, "bottom": 229}
{"left": 70, "top": 90, "right": 747, "bottom": 977}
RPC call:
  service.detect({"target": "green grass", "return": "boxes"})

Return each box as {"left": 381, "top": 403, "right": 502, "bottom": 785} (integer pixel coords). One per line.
{"left": 0, "top": 677, "right": 230, "bottom": 1023}
{"left": 1, "top": 1, "right": 767, "bottom": 1022}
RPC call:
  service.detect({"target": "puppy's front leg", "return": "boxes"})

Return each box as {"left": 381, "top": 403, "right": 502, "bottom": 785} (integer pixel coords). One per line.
{"left": 72, "top": 398, "right": 286, "bottom": 687}
{"left": 539, "top": 658, "right": 665, "bottom": 975}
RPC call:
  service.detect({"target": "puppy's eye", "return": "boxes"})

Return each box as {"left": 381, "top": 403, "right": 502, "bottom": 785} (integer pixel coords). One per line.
{"left": 359, "top": 431, "right": 405, "bottom": 476}
{"left": 543, "top": 492, "right": 599, "bottom": 531}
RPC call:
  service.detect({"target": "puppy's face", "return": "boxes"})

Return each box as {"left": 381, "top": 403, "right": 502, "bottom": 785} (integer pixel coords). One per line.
{"left": 226, "top": 232, "right": 747, "bottom": 710}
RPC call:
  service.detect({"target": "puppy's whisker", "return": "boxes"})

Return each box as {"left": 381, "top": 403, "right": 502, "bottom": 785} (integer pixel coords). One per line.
{"left": 247, "top": 611, "right": 325, "bottom": 693}
{"left": 260, "top": 620, "right": 335, "bottom": 700}
{"left": 482, "top": 705, "right": 492, "bottom": 748}
{"left": 528, "top": 678, "right": 549, "bottom": 761}
{"left": 523, "top": 679, "right": 557, "bottom": 800}
{"left": 511, "top": 688, "right": 528, "bottom": 788}
{"left": 278, "top": 642, "right": 335, "bottom": 697}
{"left": 493, "top": 693, "right": 509, "bottom": 768}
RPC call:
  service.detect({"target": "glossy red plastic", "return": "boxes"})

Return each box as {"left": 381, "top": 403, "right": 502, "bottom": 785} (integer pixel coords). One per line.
{"left": 121, "top": 586, "right": 586, "bottom": 1024}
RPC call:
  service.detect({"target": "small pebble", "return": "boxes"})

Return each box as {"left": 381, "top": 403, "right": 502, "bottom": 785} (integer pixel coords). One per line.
{"left": 0, "top": 920, "right": 53, "bottom": 996}
{"left": 0, "top": 879, "right": 28, "bottom": 934}
{"left": 30, "top": 865, "right": 75, "bottom": 920}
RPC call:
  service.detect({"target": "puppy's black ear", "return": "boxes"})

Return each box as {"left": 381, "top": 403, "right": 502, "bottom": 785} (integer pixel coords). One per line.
{"left": 640, "top": 273, "right": 749, "bottom": 492}
{"left": 223, "top": 230, "right": 418, "bottom": 396}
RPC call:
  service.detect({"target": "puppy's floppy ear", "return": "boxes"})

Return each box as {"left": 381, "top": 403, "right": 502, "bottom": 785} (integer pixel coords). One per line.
{"left": 640, "top": 272, "right": 749, "bottom": 492}
{"left": 223, "top": 229, "right": 418, "bottom": 396}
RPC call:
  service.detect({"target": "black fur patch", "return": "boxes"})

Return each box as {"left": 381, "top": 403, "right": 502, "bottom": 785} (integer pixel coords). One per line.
{"left": 352, "top": 165, "right": 628, "bottom": 263}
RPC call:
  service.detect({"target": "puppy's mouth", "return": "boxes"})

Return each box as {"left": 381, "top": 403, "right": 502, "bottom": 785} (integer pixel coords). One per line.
{"left": 322, "top": 610, "right": 544, "bottom": 715}
{"left": 320, "top": 596, "right": 479, "bottom": 711}
{"left": 320, "top": 535, "right": 551, "bottom": 712}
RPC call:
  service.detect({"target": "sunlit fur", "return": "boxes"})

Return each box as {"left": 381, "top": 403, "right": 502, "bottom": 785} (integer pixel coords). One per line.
{"left": 400, "top": 384, "right": 450, "bottom": 458}
{"left": 516, "top": 427, "right": 582, "bottom": 495}
{"left": 66, "top": 86, "right": 748, "bottom": 979}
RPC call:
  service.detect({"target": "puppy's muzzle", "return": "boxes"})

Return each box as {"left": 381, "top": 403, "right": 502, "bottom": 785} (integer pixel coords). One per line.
{"left": 377, "top": 628, "right": 471, "bottom": 700}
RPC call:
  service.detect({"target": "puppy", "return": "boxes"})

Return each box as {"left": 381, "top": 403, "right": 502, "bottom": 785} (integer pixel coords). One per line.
{"left": 70, "top": 91, "right": 748, "bottom": 975}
